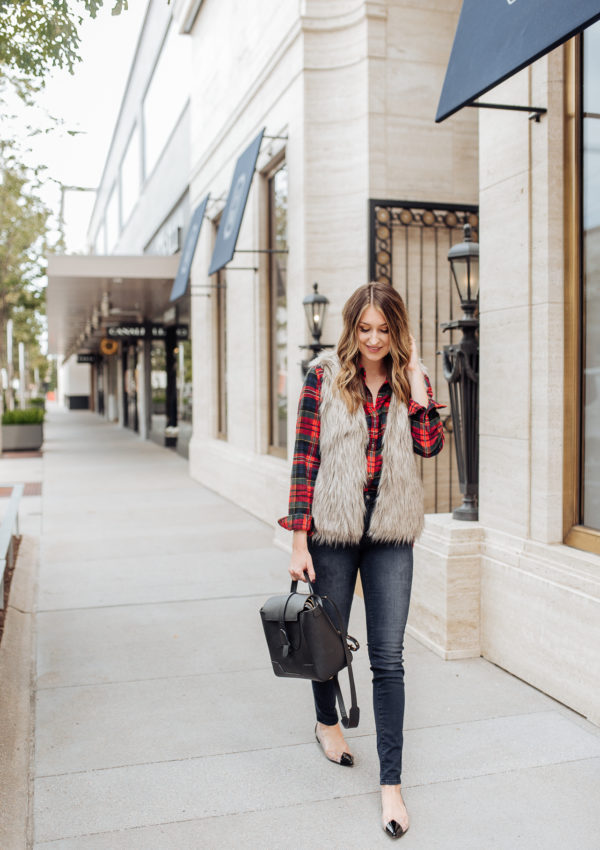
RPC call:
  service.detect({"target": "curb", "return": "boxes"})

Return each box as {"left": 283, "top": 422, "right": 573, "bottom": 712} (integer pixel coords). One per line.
{"left": 0, "top": 534, "right": 39, "bottom": 850}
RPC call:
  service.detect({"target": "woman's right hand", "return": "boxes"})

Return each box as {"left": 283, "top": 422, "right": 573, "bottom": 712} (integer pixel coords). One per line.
{"left": 289, "top": 531, "right": 316, "bottom": 582}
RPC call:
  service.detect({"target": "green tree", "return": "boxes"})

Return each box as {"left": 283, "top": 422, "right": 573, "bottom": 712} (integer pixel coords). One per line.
{"left": 0, "top": 1, "right": 128, "bottom": 78}
{"left": 0, "top": 142, "right": 51, "bottom": 395}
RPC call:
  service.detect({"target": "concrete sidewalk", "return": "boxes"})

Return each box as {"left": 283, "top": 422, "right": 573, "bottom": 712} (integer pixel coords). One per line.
{"left": 24, "top": 409, "right": 600, "bottom": 847}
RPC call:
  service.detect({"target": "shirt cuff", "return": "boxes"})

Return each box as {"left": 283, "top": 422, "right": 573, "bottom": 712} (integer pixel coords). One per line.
{"left": 278, "top": 514, "right": 312, "bottom": 532}
{"left": 407, "top": 397, "right": 446, "bottom": 417}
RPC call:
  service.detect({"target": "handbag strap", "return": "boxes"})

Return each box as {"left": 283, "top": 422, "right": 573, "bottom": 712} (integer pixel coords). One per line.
{"left": 279, "top": 580, "right": 321, "bottom": 656}
{"left": 325, "top": 595, "right": 360, "bottom": 729}
{"left": 287, "top": 579, "right": 360, "bottom": 728}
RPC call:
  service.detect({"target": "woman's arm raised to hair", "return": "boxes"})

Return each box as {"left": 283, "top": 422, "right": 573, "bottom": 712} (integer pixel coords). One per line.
{"left": 406, "top": 334, "right": 429, "bottom": 406}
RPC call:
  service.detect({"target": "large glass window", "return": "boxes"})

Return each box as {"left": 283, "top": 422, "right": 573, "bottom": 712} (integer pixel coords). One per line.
{"left": 121, "top": 124, "right": 141, "bottom": 225}
{"left": 582, "top": 23, "right": 600, "bottom": 531}
{"left": 268, "top": 162, "right": 288, "bottom": 455}
{"left": 143, "top": 23, "right": 190, "bottom": 179}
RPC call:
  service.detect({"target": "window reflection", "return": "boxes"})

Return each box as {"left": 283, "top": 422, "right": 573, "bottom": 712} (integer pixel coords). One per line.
{"left": 269, "top": 162, "right": 288, "bottom": 454}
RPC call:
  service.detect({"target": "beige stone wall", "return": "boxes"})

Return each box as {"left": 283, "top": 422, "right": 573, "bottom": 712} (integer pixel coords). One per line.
{"left": 479, "top": 56, "right": 565, "bottom": 545}
{"left": 186, "top": 0, "right": 477, "bottom": 527}
{"left": 468, "top": 47, "right": 600, "bottom": 724}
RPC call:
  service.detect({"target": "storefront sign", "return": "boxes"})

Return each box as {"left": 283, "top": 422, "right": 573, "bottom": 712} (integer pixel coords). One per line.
{"left": 107, "top": 323, "right": 146, "bottom": 339}
{"left": 100, "top": 338, "right": 119, "bottom": 356}
{"left": 175, "top": 324, "right": 189, "bottom": 340}
{"left": 436, "top": 0, "right": 600, "bottom": 122}
{"left": 77, "top": 353, "right": 98, "bottom": 364}
{"left": 106, "top": 323, "right": 189, "bottom": 341}
{"left": 170, "top": 195, "right": 210, "bottom": 302}
{"left": 208, "top": 128, "right": 265, "bottom": 275}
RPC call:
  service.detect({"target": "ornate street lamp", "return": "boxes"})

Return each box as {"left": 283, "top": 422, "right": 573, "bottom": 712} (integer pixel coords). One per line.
{"left": 300, "top": 282, "right": 333, "bottom": 373}
{"left": 442, "top": 223, "right": 479, "bottom": 520}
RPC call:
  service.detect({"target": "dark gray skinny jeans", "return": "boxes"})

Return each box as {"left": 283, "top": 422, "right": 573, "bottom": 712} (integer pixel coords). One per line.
{"left": 309, "top": 494, "right": 413, "bottom": 785}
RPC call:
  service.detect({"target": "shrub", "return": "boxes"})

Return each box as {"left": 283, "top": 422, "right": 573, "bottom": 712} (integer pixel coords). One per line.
{"left": 2, "top": 408, "right": 45, "bottom": 425}
{"left": 29, "top": 397, "right": 46, "bottom": 409}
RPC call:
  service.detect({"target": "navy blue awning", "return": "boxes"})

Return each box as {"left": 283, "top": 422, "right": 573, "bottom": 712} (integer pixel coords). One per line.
{"left": 208, "top": 128, "right": 265, "bottom": 275}
{"left": 436, "top": 0, "right": 600, "bottom": 123}
{"left": 169, "top": 194, "right": 210, "bottom": 303}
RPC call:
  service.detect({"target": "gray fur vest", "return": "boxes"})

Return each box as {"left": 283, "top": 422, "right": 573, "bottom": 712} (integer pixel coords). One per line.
{"left": 311, "top": 353, "right": 424, "bottom": 546}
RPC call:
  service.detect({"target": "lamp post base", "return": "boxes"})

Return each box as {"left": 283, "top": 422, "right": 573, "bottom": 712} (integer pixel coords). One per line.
{"left": 452, "top": 497, "right": 478, "bottom": 522}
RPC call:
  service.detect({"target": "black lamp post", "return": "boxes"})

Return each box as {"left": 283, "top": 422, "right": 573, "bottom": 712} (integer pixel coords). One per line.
{"left": 442, "top": 223, "right": 479, "bottom": 521}
{"left": 300, "top": 282, "right": 333, "bottom": 373}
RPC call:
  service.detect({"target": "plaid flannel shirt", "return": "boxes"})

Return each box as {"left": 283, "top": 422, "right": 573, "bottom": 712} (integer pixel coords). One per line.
{"left": 278, "top": 365, "right": 445, "bottom": 533}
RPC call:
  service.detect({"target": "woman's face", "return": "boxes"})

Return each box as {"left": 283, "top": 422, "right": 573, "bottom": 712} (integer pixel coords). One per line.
{"left": 356, "top": 305, "right": 390, "bottom": 365}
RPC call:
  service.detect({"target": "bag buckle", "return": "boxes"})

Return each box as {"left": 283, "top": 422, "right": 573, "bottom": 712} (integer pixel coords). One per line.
{"left": 279, "top": 627, "right": 291, "bottom": 657}
{"left": 346, "top": 634, "right": 360, "bottom": 652}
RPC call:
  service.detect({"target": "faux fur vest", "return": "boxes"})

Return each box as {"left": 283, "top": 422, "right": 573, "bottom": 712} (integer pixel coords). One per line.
{"left": 311, "top": 353, "right": 424, "bottom": 546}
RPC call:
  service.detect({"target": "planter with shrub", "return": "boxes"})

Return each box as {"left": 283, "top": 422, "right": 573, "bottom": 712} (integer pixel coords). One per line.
{"left": 2, "top": 408, "right": 44, "bottom": 451}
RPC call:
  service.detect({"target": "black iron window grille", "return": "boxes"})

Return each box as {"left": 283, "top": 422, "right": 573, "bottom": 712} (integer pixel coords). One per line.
{"left": 369, "top": 200, "right": 479, "bottom": 515}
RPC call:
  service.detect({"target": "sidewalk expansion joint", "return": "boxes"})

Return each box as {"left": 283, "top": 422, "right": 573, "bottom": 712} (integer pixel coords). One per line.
{"left": 34, "top": 665, "right": 272, "bottom": 691}
{"left": 33, "top": 736, "right": 377, "bottom": 780}
{"left": 31, "top": 790, "right": 383, "bottom": 845}
{"left": 403, "top": 754, "right": 600, "bottom": 791}
{"left": 33, "top": 742, "right": 600, "bottom": 783}
{"left": 35, "top": 591, "right": 272, "bottom": 614}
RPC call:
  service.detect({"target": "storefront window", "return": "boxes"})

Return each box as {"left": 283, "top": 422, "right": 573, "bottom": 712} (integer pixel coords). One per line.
{"left": 582, "top": 23, "right": 600, "bottom": 530}
{"left": 268, "top": 162, "right": 288, "bottom": 455}
{"left": 150, "top": 342, "right": 167, "bottom": 436}
{"left": 176, "top": 337, "right": 193, "bottom": 451}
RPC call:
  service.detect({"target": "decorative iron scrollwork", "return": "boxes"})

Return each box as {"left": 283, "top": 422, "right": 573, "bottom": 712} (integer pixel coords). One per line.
{"left": 371, "top": 202, "right": 478, "bottom": 286}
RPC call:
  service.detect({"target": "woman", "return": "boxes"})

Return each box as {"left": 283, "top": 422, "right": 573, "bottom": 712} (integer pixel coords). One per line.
{"left": 279, "top": 282, "right": 444, "bottom": 840}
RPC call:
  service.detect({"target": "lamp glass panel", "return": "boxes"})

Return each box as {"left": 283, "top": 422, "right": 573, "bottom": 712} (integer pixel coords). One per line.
{"left": 468, "top": 256, "right": 480, "bottom": 300}
{"left": 451, "top": 256, "right": 479, "bottom": 303}
{"left": 305, "top": 301, "right": 326, "bottom": 337}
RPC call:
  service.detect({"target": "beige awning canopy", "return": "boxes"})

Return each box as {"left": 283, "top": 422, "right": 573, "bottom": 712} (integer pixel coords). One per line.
{"left": 47, "top": 253, "right": 180, "bottom": 358}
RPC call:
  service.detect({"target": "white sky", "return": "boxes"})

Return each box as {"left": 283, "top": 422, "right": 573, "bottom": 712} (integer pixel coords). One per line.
{"left": 24, "top": 1, "right": 149, "bottom": 253}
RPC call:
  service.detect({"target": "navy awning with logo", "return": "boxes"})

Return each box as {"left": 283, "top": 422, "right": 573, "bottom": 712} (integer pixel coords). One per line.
{"left": 169, "top": 194, "right": 210, "bottom": 303}
{"left": 436, "top": 0, "right": 600, "bottom": 123}
{"left": 208, "top": 128, "right": 265, "bottom": 275}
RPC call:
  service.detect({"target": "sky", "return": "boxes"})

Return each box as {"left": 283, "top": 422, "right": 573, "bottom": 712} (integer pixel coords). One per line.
{"left": 22, "top": 1, "right": 149, "bottom": 253}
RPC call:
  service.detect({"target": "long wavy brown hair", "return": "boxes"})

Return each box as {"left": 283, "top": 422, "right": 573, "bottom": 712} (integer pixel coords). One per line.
{"left": 335, "top": 282, "right": 412, "bottom": 413}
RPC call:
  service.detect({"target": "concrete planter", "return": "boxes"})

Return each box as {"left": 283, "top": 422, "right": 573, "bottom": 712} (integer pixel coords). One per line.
{"left": 2, "top": 423, "right": 44, "bottom": 451}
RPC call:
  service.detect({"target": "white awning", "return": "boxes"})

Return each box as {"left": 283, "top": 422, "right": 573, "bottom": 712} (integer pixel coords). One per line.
{"left": 47, "top": 253, "right": 180, "bottom": 358}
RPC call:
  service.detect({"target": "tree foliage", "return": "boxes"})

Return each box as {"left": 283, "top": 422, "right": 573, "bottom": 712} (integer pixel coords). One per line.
{"left": 0, "top": 142, "right": 52, "bottom": 390}
{"left": 0, "top": 1, "right": 128, "bottom": 77}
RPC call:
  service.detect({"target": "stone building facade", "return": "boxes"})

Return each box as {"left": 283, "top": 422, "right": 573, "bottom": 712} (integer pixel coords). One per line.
{"left": 49, "top": 0, "right": 599, "bottom": 727}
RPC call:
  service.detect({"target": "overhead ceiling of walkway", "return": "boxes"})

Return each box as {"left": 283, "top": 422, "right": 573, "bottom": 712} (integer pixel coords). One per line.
{"left": 47, "top": 254, "right": 180, "bottom": 358}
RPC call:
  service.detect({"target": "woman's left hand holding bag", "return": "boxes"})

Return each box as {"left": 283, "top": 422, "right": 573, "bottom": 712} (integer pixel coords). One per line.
{"left": 289, "top": 530, "right": 316, "bottom": 582}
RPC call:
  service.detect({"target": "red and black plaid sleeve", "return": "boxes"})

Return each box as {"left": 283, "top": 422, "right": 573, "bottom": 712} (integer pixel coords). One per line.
{"left": 408, "top": 373, "right": 445, "bottom": 457}
{"left": 278, "top": 366, "right": 322, "bottom": 531}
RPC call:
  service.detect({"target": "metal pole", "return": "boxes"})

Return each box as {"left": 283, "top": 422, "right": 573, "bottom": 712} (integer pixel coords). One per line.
{"left": 6, "top": 319, "right": 14, "bottom": 411}
{"left": 18, "top": 342, "right": 26, "bottom": 408}
{"left": 441, "top": 314, "right": 479, "bottom": 520}
{"left": 178, "top": 343, "right": 185, "bottom": 417}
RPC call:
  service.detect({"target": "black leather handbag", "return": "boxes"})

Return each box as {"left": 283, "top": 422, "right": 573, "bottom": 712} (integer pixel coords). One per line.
{"left": 260, "top": 578, "right": 360, "bottom": 728}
